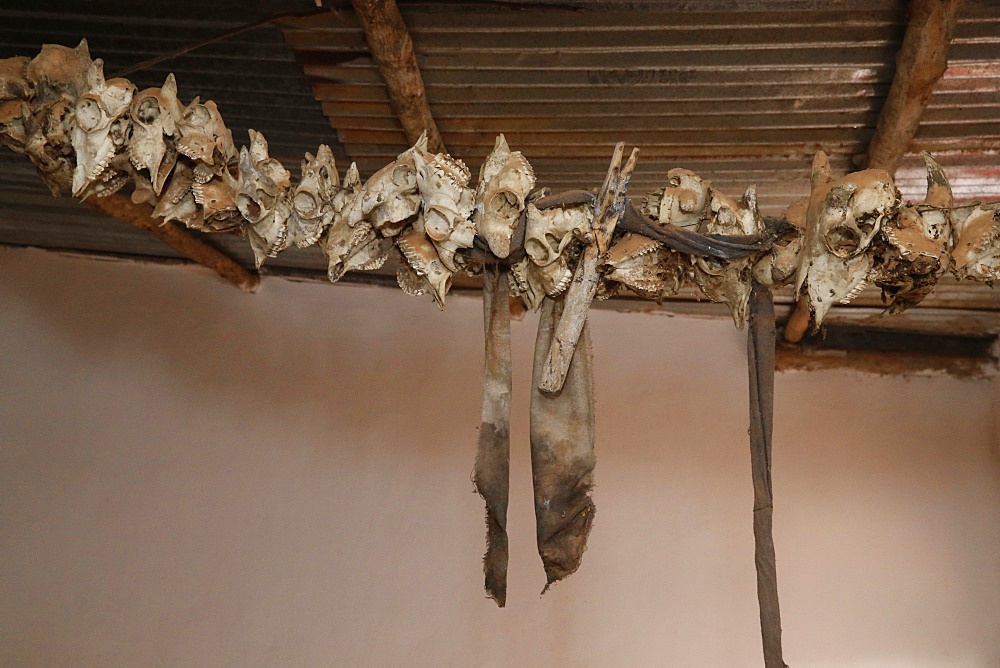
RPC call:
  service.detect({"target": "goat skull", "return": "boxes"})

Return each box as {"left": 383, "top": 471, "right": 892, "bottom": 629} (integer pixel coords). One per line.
{"left": 474, "top": 134, "right": 535, "bottom": 258}
{"left": 793, "top": 151, "right": 900, "bottom": 331}
{"left": 70, "top": 60, "right": 134, "bottom": 197}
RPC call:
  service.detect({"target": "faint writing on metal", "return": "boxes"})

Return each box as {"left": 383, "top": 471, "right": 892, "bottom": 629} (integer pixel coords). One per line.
{"left": 586, "top": 68, "right": 694, "bottom": 85}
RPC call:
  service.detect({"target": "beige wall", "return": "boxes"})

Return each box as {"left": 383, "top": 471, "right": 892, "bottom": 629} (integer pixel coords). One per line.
{"left": 1, "top": 247, "right": 998, "bottom": 667}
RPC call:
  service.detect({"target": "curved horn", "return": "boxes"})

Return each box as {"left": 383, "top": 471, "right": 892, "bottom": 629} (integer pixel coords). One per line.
{"left": 922, "top": 152, "right": 952, "bottom": 208}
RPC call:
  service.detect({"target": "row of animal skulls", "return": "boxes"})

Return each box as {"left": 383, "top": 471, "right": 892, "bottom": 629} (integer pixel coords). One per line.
{"left": 1, "top": 41, "right": 997, "bottom": 334}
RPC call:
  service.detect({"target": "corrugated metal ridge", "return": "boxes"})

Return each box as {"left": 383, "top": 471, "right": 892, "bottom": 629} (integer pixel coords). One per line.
{"left": 281, "top": 1, "right": 999, "bottom": 217}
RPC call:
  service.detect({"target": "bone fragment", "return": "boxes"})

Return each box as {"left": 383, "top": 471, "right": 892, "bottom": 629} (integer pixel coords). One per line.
{"left": 537, "top": 144, "right": 637, "bottom": 394}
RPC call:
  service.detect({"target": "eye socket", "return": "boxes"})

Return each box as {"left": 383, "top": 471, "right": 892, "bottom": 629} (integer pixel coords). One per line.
{"left": 182, "top": 104, "right": 210, "bottom": 125}
{"left": 133, "top": 97, "right": 160, "bottom": 124}
{"left": 485, "top": 190, "right": 519, "bottom": 219}
{"left": 391, "top": 165, "right": 414, "bottom": 188}
{"left": 824, "top": 224, "right": 862, "bottom": 258}
{"left": 75, "top": 98, "right": 103, "bottom": 131}
{"left": 294, "top": 190, "right": 318, "bottom": 214}
{"left": 236, "top": 193, "right": 261, "bottom": 222}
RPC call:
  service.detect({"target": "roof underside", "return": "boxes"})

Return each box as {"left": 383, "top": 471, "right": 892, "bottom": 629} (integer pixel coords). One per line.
{"left": 0, "top": 0, "right": 997, "bottom": 371}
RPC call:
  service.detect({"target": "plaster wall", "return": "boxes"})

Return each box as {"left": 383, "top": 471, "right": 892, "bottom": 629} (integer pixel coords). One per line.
{"left": 2, "top": 247, "right": 998, "bottom": 666}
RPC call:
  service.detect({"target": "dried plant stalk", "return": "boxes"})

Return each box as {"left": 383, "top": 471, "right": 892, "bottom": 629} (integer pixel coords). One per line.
{"left": 531, "top": 296, "right": 596, "bottom": 590}
{"left": 473, "top": 265, "right": 512, "bottom": 606}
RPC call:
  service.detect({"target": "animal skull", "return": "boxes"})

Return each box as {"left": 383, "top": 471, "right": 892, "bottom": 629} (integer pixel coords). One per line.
{"left": 127, "top": 73, "right": 183, "bottom": 195}
{"left": 152, "top": 160, "right": 201, "bottom": 227}
{"left": 872, "top": 153, "right": 954, "bottom": 313}
{"left": 70, "top": 59, "right": 135, "bottom": 197}
{"left": 287, "top": 145, "right": 339, "bottom": 248}
{"left": 349, "top": 134, "right": 425, "bottom": 236}
{"left": 474, "top": 134, "right": 536, "bottom": 258}
{"left": 690, "top": 186, "right": 763, "bottom": 327}
{"left": 641, "top": 168, "right": 709, "bottom": 229}
{"left": 25, "top": 40, "right": 92, "bottom": 101}
{"left": 396, "top": 215, "right": 452, "bottom": 307}
{"left": 176, "top": 98, "right": 236, "bottom": 169}
{"left": 236, "top": 130, "right": 292, "bottom": 267}
{"left": 413, "top": 148, "right": 476, "bottom": 271}
{"left": 951, "top": 202, "right": 1000, "bottom": 283}
{"left": 793, "top": 151, "right": 900, "bottom": 331}
{"left": 192, "top": 165, "right": 242, "bottom": 231}
{"left": 509, "top": 256, "right": 571, "bottom": 310}
{"left": 524, "top": 201, "right": 592, "bottom": 267}
{"left": 601, "top": 232, "right": 677, "bottom": 299}
{"left": 320, "top": 162, "right": 390, "bottom": 281}
{"left": 322, "top": 220, "right": 389, "bottom": 282}
{"left": 753, "top": 198, "right": 805, "bottom": 287}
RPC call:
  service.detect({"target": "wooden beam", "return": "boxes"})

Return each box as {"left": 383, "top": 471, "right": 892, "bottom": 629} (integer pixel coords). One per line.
{"left": 85, "top": 194, "right": 260, "bottom": 292}
{"left": 350, "top": 0, "right": 445, "bottom": 153}
{"left": 864, "top": 0, "right": 962, "bottom": 174}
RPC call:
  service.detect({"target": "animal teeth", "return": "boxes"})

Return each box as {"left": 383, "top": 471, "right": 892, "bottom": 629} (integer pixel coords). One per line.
{"left": 356, "top": 250, "right": 387, "bottom": 272}
{"left": 397, "top": 238, "right": 424, "bottom": 274}
{"left": 97, "top": 174, "right": 128, "bottom": 197}
{"left": 547, "top": 268, "right": 573, "bottom": 296}
{"left": 839, "top": 279, "right": 867, "bottom": 304}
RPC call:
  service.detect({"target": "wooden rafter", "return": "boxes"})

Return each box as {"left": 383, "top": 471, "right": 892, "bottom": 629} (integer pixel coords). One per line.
{"left": 350, "top": 0, "right": 445, "bottom": 154}
{"left": 86, "top": 194, "right": 260, "bottom": 292}
{"left": 864, "top": 0, "right": 962, "bottom": 174}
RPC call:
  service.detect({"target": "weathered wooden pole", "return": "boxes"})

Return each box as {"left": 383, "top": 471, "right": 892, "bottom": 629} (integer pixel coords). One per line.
{"left": 351, "top": 0, "right": 446, "bottom": 154}
{"left": 86, "top": 194, "right": 260, "bottom": 292}
{"left": 865, "top": 0, "right": 962, "bottom": 174}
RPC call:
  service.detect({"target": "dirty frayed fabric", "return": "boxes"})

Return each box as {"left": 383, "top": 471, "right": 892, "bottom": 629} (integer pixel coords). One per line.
{"left": 530, "top": 296, "right": 596, "bottom": 591}
{"left": 473, "top": 265, "right": 512, "bottom": 606}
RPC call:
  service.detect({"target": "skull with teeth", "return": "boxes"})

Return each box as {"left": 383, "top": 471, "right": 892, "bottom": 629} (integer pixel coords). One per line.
{"left": 192, "top": 165, "right": 242, "bottom": 231}
{"left": 176, "top": 98, "right": 236, "bottom": 169}
{"left": 600, "top": 232, "right": 677, "bottom": 299}
{"left": 396, "top": 215, "right": 453, "bottom": 307}
{"left": 152, "top": 160, "right": 201, "bottom": 227}
{"left": 524, "top": 201, "right": 592, "bottom": 267}
{"left": 517, "top": 200, "right": 593, "bottom": 305}
{"left": 413, "top": 149, "right": 476, "bottom": 272}
{"left": 872, "top": 153, "right": 955, "bottom": 313}
{"left": 350, "top": 134, "right": 426, "bottom": 236}
{"left": 320, "top": 162, "right": 390, "bottom": 282}
{"left": 474, "top": 134, "right": 535, "bottom": 258}
{"left": 236, "top": 129, "right": 292, "bottom": 267}
{"left": 127, "top": 73, "right": 183, "bottom": 196}
{"left": 70, "top": 59, "right": 135, "bottom": 197}
{"left": 793, "top": 151, "right": 900, "bottom": 331}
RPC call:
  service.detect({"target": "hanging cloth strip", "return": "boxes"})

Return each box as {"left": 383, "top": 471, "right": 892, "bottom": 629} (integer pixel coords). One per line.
{"left": 530, "top": 295, "right": 597, "bottom": 590}
{"left": 473, "top": 265, "right": 513, "bottom": 606}
{"left": 747, "top": 280, "right": 787, "bottom": 667}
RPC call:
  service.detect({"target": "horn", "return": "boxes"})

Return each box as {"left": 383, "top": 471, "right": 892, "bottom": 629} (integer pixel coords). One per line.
{"left": 921, "top": 152, "right": 952, "bottom": 208}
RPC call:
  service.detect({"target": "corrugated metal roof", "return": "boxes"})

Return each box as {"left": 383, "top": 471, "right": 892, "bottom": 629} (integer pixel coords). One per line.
{"left": 284, "top": 0, "right": 1000, "bottom": 215}
{"left": 0, "top": 0, "right": 996, "bottom": 344}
